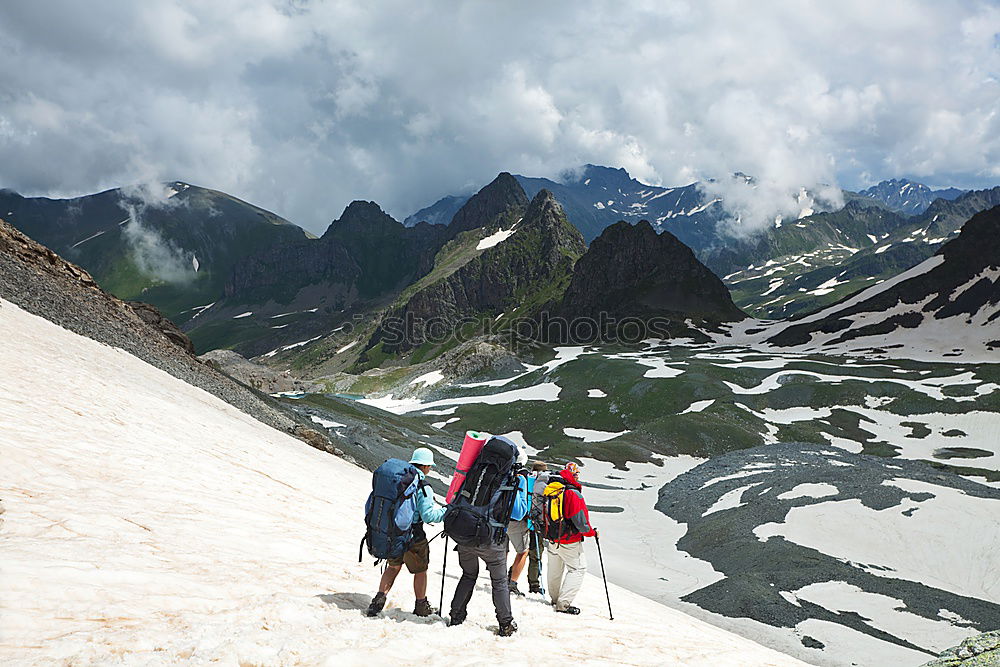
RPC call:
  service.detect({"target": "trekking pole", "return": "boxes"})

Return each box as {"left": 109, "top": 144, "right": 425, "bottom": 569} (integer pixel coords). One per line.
{"left": 535, "top": 531, "right": 546, "bottom": 595}
{"left": 439, "top": 535, "right": 448, "bottom": 616}
{"left": 595, "top": 534, "right": 613, "bottom": 620}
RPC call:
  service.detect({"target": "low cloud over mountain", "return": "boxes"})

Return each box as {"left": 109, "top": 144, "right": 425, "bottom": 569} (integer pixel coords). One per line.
{"left": 1, "top": 1, "right": 999, "bottom": 234}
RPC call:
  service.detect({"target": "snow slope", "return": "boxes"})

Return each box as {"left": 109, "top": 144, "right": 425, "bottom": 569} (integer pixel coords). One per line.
{"left": 0, "top": 299, "right": 806, "bottom": 666}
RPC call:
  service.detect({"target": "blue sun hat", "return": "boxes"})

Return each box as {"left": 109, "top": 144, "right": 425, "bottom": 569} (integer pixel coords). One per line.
{"left": 409, "top": 447, "right": 436, "bottom": 467}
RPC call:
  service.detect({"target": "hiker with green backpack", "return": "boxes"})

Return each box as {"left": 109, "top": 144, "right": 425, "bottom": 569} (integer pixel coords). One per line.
{"left": 525, "top": 460, "right": 550, "bottom": 594}
{"left": 508, "top": 459, "right": 549, "bottom": 596}
{"left": 363, "top": 447, "right": 446, "bottom": 618}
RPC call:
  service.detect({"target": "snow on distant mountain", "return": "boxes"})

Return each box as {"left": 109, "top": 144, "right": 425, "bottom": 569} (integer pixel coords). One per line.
{"left": 859, "top": 178, "right": 966, "bottom": 216}
{"left": 762, "top": 204, "right": 1000, "bottom": 361}
{"left": 404, "top": 165, "right": 844, "bottom": 256}
{"left": 0, "top": 298, "right": 806, "bottom": 666}
{"left": 722, "top": 187, "right": 1000, "bottom": 319}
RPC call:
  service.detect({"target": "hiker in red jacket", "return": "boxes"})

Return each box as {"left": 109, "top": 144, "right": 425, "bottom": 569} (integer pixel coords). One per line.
{"left": 544, "top": 462, "right": 597, "bottom": 614}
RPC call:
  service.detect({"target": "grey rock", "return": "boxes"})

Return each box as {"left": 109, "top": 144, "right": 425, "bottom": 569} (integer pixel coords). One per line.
{"left": 199, "top": 349, "right": 321, "bottom": 394}
{"left": 923, "top": 631, "right": 1000, "bottom": 666}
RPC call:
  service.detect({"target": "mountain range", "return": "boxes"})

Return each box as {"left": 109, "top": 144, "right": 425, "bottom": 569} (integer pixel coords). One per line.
{"left": 2, "top": 166, "right": 997, "bottom": 375}
{"left": 859, "top": 178, "right": 965, "bottom": 216}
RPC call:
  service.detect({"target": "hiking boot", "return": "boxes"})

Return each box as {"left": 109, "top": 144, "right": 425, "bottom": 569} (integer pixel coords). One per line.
{"left": 508, "top": 580, "right": 524, "bottom": 597}
{"left": 528, "top": 584, "right": 542, "bottom": 594}
{"left": 555, "top": 605, "right": 581, "bottom": 615}
{"left": 498, "top": 620, "right": 518, "bottom": 637}
{"left": 413, "top": 598, "right": 435, "bottom": 617}
{"left": 366, "top": 592, "right": 386, "bottom": 617}
{"left": 447, "top": 612, "right": 466, "bottom": 627}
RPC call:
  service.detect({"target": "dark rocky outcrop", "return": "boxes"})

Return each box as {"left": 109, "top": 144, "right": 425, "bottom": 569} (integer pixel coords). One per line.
{"left": 226, "top": 200, "right": 446, "bottom": 304}
{"left": 199, "top": 349, "right": 321, "bottom": 394}
{"left": 446, "top": 172, "right": 528, "bottom": 239}
{"left": 291, "top": 425, "right": 345, "bottom": 458}
{"left": 127, "top": 301, "right": 195, "bottom": 354}
{"left": 195, "top": 201, "right": 449, "bottom": 356}
{"left": 364, "top": 188, "right": 585, "bottom": 357}
{"left": 551, "top": 220, "right": 745, "bottom": 342}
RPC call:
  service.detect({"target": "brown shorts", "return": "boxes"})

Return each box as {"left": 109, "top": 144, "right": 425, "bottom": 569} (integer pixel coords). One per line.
{"left": 387, "top": 538, "right": 430, "bottom": 574}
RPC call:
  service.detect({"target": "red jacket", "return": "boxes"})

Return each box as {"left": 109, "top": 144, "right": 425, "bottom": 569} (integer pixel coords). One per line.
{"left": 553, "top": 469, "right": 596, "bottom": 544}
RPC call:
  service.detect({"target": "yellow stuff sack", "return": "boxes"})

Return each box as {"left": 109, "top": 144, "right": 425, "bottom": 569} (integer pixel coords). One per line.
{"left": 543, "top": 481, "right": 566, "bottom": 522}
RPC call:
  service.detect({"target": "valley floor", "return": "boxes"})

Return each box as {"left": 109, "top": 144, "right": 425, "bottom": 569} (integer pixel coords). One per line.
{"left": 0, "top": 299, "right": 806, "bottom": 666}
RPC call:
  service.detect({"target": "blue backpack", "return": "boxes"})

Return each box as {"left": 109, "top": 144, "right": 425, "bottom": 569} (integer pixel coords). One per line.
{"left": 359, "top": 458, "right": 420, "bottom": 562}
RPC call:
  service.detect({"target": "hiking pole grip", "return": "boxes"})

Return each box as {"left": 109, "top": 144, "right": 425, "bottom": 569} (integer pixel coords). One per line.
{"left": 595, "top": 534, "right": 613, "bottom": 620}
{"left": 439, "top": 535, "right": 448, "bottom": 617}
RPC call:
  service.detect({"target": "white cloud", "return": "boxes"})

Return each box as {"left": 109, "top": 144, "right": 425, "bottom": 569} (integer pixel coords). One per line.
{"left": 0, "top": 0, "right": 998, "bottom": 234}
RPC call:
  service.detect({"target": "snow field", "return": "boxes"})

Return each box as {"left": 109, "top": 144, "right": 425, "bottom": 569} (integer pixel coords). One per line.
{"left": 753, "top": 478, "right": 1000, "bottom": 603}
{"left": 0, "top": 300, "right": 805, "bottom": 666}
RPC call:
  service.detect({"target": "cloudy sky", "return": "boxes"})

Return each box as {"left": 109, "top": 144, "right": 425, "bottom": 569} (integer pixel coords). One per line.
{"left": 1, "top": 0, "right": 999, "bottom": 234}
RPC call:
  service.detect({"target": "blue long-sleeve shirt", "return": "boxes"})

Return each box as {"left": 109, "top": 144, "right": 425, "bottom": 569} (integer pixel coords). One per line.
{"left": 510, "top": 474, "right": 529, "bottom": 522}
{"left": 415, "top": 469, "right": 446, "bottom": 524}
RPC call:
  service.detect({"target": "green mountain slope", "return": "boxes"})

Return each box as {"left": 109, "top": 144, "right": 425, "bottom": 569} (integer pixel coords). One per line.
{"left": 0, "top": 182, "right": 311, "bottom": 322}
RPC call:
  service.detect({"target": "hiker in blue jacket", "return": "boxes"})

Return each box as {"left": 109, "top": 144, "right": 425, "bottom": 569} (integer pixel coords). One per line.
{"left": 367, "top": 447, "right": 446, "bottom": 618}
{"left": 448, "top": 442, "right": 530, "bottom": 636}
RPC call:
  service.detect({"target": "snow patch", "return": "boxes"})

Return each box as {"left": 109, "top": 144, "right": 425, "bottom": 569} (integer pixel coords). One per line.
{"left": 410, "top": 370, "right": 445, "bottom": 387}
{"left": 310, "top": 415, "right": 346, "bottom": 429}
{"left": 776, "top": 483, "right": 838, "bottom": 500}
{"left": 476, "top": 225, "right": 518, "bottom": 250}
{"left": 563, "top": 427, "right": 628, "bottom": 442}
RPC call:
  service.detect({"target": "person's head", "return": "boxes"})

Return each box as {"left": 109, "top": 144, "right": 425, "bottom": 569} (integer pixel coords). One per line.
{"left": 531, "top": 461, "right": 548, "bottom": 473}
{"left": 564, "top": 461, "right": 580, "bottom": 481}
{"left": 409, "top": 447, "right": 435, "bottom": 474}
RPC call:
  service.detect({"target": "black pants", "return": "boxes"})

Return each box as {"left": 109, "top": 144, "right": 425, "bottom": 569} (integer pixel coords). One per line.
{"left": 449, "top": 543, "right": 512, "bottom": 625}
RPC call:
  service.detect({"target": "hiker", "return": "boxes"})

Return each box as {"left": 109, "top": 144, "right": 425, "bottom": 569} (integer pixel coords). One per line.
{"left": 366, "top": 447, "right": 446, "bottom": 618}
{"left": 506, "top": 452, "right": 532, "bottom": 597}
{"left": 446, "top": 435, "right": 529, "bottom": 636}
{"left": 543, "top": 462, "right": 597, "bottom": 615}
{"left": 525, "top": 460, "right": 549, "bottom": 593}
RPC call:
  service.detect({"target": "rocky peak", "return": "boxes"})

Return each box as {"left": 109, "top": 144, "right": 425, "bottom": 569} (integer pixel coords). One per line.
{"left": 322, "top": 200, "right": 398, "bottom": 239}
{"left": 520, "top": 188, "right": 586, "bottom": 257}
{"left": 447, "top": 172, "right": 529, "bottom": 237}
{"left": 557, "top": 219, "right": 745, "bottom": 334}
{"left": 571, "top": 164, "right": 635, "bottom": 189}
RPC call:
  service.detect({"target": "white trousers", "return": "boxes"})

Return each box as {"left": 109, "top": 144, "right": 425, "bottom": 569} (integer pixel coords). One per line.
{"left": 546, "top": 541, "right": 586, "bottom": 610}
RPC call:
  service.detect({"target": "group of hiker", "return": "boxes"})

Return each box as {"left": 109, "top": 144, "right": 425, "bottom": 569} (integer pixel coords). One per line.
{"left": 360, "top": 433, "right": 601, "bottom": 636}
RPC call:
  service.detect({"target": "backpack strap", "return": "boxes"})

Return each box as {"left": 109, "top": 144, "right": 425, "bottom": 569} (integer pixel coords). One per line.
{"left": 487, "top": 471, "right": 519, "bottom": 544}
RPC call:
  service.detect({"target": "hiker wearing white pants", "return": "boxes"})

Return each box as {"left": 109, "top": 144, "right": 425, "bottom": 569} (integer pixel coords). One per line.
{"left": 541, "top": 462, "right": 597, "bottom": 615}
{"left": 547, "top": 541, "right": 586, "bottom": 610}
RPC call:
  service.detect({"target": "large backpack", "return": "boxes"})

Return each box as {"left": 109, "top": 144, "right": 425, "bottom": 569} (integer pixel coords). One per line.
{"left": 527, "top": 473, "right": 549, "bottom": 528}
{"left": 359, "top": 458, "right": 421, "bottom": 562}
{"left": 443, "top": 436, "right": 519, "bottom": 547}
{"left": 541, "top": 479, "right": 570, "bottom": 541}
